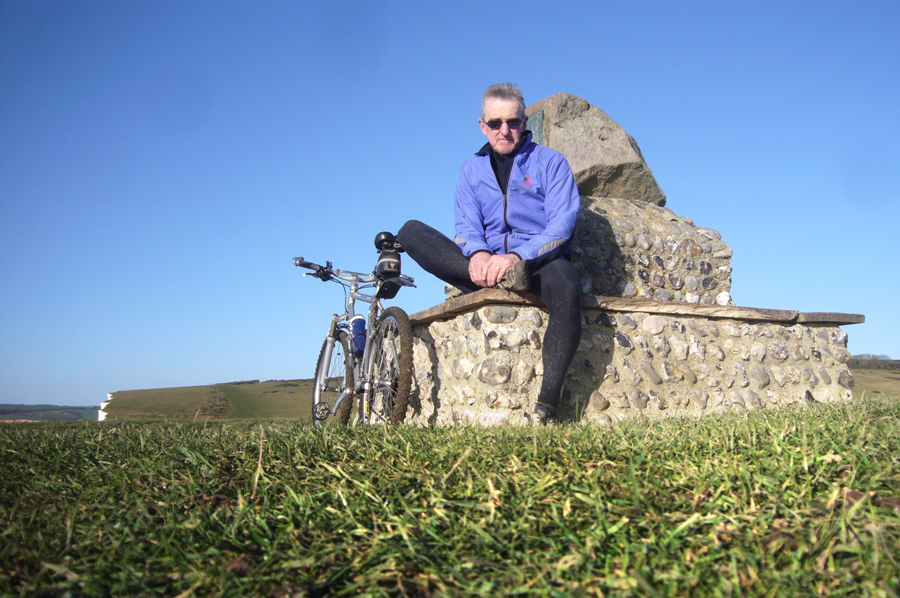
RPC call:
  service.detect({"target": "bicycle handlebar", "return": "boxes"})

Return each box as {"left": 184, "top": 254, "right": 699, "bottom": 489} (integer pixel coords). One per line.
{"left": 294, "top": 256, "right": 411, "bottom": 286}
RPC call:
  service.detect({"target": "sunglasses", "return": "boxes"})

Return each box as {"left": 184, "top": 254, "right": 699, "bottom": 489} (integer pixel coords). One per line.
{"left": 484, "top": 118, "right": 524, "bottom": 130}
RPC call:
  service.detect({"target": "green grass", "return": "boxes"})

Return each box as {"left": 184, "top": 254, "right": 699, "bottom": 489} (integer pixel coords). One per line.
{"left": 2, "top": 396, "right": 899, "bottom": 597}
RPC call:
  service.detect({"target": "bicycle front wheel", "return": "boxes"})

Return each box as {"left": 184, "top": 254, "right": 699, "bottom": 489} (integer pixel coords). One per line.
{"left": 312, "top": 331, "right": 353, "bottom": 425}
{"left": 368, "top": 306, "right": 413, "bottom": 424}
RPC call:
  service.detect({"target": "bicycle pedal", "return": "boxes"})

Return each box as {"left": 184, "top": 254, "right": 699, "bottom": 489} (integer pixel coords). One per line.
{"left": 313, "top": 402, "right": 331, "bottom": 421}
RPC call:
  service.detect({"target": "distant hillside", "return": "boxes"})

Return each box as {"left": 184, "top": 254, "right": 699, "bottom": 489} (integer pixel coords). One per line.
{"left": 851, "top": 368, "right": 900, "bottom": 400}
{"left": 848, "top": 357, "right": 900, "bottom": 371}
{"left": 102, "top": 379, "right": 314, "bottom": 421}
{"left": 0, "top": 404, "right": 99, "bottom": 422}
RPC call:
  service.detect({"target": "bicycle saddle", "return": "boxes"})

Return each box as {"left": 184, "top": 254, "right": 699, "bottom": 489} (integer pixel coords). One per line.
{"left": 374, "top": 231, "right": 404, "bottom": 253}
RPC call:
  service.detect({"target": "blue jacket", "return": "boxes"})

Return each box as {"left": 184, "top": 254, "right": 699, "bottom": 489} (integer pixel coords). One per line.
{"left": 454, "top": 133, "right": 580, "bottom": 261}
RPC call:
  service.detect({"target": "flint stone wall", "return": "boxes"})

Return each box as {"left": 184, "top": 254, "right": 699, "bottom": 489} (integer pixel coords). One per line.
{"left": 407, "top": 294, "right": 856, "bottom": 427}
{"left": 573, "top": 197, "right": 733, "bottom": 304}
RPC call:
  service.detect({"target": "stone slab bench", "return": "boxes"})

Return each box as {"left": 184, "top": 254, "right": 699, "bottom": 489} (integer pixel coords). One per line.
{"left": 406, "top": 289, "right": 864, "bottom": 426}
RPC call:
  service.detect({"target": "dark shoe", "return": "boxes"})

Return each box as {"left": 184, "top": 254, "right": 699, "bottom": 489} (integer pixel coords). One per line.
{"left": 533, "top": 403, "right": 558, "bottom": 426}
{"left": 499, "top": 260, "right": 530, "bottom": 291}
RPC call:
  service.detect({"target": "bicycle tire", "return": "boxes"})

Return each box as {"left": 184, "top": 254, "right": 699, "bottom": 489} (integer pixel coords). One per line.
{"left": 312, "top": 330, "right": 353, "bottom": 425}
{"left": 368, "top": 306, "right": 413, "bottom": 424}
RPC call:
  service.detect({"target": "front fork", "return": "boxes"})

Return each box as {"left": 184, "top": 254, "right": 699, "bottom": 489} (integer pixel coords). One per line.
{"left": 320, "top": 318, "right": 353, "bottom": 420}
{"left": 358, "top": 301, "right": 383, "bottom": 423}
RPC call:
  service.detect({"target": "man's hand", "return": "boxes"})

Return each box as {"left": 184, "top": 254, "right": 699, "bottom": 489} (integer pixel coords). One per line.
{"left": 486, "top": 253, "right": 521, "bottom": 287}
{"left": 468, "top": 251, "right": 493, "bottom": 287}
{"left": 469, "top": 251, "right": 521, "bottom": 288}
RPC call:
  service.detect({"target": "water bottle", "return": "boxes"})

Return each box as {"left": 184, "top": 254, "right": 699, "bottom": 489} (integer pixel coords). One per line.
{"left": 350, "top": 315, "right": 366, "bottom": 358}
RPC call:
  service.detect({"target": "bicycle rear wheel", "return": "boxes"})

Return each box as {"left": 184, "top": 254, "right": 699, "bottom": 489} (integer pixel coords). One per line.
{"left": 368, "top": 306, "right": 413, "bottom": 424}
{"left": 312, "top": 331, "right": 353, "bottom": 425}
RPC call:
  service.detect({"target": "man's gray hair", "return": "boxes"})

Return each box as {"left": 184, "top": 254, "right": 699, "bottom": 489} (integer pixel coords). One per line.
{"left": 481, "top": 83, "right": 526, "bottom": 120}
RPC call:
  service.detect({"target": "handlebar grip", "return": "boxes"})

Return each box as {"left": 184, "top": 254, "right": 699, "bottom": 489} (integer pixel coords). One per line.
{"left": 293, "top": 257, "right": 319, "bottom": 270}
{"left": 293, "top": 257, "right": 333, "bottom": 281}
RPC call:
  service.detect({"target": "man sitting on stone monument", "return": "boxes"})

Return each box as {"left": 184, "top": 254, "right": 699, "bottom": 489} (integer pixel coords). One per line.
{"left": 399, "top": 83, "right": 582, "bottom": 425}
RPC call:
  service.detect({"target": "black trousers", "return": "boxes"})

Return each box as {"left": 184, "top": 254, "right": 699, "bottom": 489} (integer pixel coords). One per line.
{"left": 398, "top": 220, "right": 582, "bottom": 412}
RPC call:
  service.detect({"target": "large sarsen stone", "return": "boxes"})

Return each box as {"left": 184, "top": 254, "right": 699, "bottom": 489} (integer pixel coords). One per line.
{"left": 526, "top": 93, "right": 666, "bottom": 205}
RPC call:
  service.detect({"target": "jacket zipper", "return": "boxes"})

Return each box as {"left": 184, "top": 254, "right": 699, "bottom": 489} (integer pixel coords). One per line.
{"left": 503, "top": 193, "right": 509, "bottom": 253}
{"left": 493, "top": 155, "right": 512, "bottom": 255}
{"left": 502, "top": 156, "right": 512, "bottom": 253}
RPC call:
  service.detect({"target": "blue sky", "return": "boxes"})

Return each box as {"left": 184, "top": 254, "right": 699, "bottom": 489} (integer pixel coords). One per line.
{"left": 2, "top": 1, "right": 898, "bottom": 406}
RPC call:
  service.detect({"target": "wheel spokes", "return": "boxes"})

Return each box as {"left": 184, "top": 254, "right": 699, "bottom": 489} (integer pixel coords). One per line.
{"left": 313, "top": 332, "right": 353, "bottom": 425}
{"left": 369, "top": 321, "right": 402, "bottom": 422}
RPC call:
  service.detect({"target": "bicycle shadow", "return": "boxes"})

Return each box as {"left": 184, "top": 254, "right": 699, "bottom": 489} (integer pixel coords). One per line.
{"left": 408, "top": 327, "right": 442, "bottom": 425}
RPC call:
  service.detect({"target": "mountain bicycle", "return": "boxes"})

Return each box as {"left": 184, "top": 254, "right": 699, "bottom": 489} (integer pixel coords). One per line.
{"left": 294, "top": 231, "right": 416, "bottom": 426}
